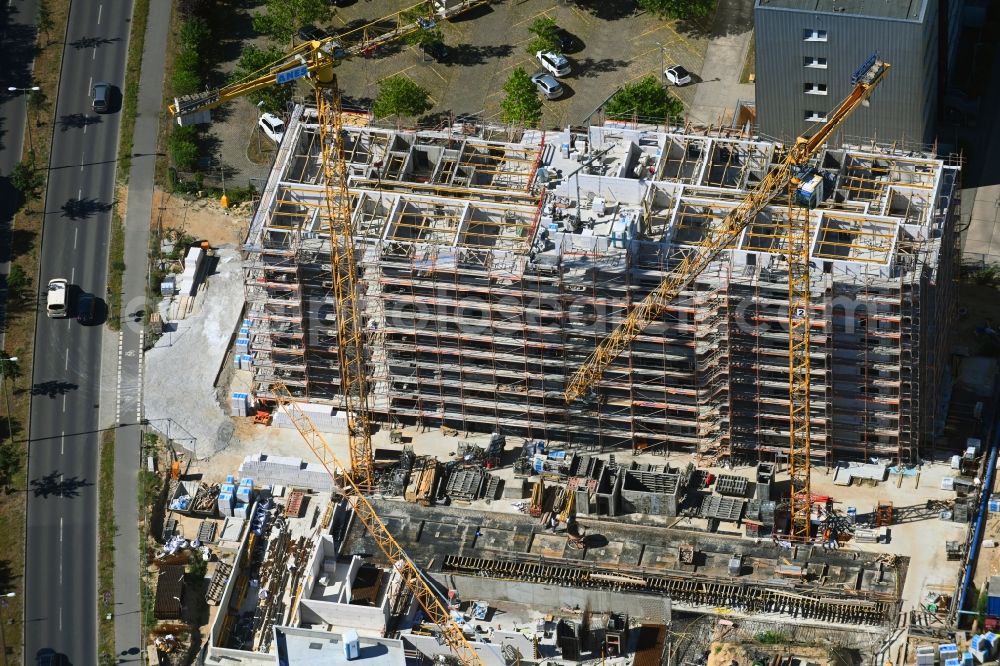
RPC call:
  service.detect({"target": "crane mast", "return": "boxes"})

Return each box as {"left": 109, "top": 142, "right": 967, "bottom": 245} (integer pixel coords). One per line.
{"left": 163, "top": 4, "right": 494, "bottom": 661}
{"left": 317, "top": 85, "right": 374, "bottom": 488}
{"left": 785, "top": 193, "right": 813, "bottom": 539}
{"left": 563, "top": 55, "right": 890, "bottom": 539}
{"left": 270, "top": 380, "right": 484, "bottom": 666}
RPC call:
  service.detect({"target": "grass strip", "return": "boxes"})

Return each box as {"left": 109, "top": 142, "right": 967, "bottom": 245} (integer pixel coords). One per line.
{"left": 97, "top": 430, "right": 116, "bottom": 665}
{"left": 739, "top": 32, "right": 755, "bottom": 85}
{"left": 106, "top": 211, "right": 126, "bottom": 331}
{"left": 0, "top": 1, "right": 74, "bottom": 662}
{"left": 116, "top": 0, "right": 152, "bottom": 182}
{"left": 154, "top": 1, "right": 183, "bottom": 189}
{"left": 137, "top": 436, "right": 161, "bottom": 636}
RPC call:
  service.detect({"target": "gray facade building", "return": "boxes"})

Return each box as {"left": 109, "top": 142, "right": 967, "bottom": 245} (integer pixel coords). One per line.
{"left": 755, "top": 0, "right": 939, "bottom": 146}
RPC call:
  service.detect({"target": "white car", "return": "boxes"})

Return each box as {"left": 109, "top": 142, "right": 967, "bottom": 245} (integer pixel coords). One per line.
{"left": 664, "top": 65, "right": 693, "bottom": 86}
{"left": 536, "top": 51, "right": 571, "bottom": 78}
{"left": 258, "top": 113, "right": 286, "bottom": 143}
{"left": 46, "top": 278, "right": 69, "bottom": 318}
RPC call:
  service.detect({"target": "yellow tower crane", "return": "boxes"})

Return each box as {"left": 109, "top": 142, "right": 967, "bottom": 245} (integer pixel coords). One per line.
{"left": 563, "top": 54, "right": 890, "bottom": 539}
{"left": 168, "top": 0, "right": 487, "bottom": 487}
{"left": 167, "top": 4, "right": 489, "bottom": 663}
{"left": 169, "top": 0, "right": 488, "bottom": 122}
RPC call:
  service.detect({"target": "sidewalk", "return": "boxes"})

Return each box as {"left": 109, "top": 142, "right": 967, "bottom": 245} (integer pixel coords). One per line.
{"left": 688, "top": 28, "right": 755, "bottom": 127}
{"left": 113, "top": 0, "right": 172, "bottom": 660}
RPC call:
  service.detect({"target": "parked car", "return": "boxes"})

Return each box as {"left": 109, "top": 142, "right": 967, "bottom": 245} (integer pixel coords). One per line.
{"left": 664, "top": 65, "right": 693, "bottom": 86}
{"left": 420, "top": 41, "right": 450, "bottom": 63}
{"left": 531, "top": 72, "right": 564, "bottom": 100}
{"left": 258, "top": 113, "right": 286, "bottom": 143}
{"left": 297, "top": 24, "right": 327, "bottom": 42}
{"left": 536, "top": 51, "right": 571, "bottom": 77}
{"left": 555, "top": 28, "right": 582, "bottom": 54}
{"left": 76, "top": 293, "right": 96, "bottom": 324}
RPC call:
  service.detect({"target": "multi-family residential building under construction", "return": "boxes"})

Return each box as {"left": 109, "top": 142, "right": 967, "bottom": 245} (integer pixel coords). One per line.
{"left": 242, "top": 106, "right": 961, "bottom": 467}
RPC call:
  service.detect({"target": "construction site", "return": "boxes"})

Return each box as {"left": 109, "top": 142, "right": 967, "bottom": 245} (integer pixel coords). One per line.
{"left": 137, "top": 33, "right": 1000, "bottom": 666}
{"left": 242, "top": 107, "right": 961, "bottom": 466}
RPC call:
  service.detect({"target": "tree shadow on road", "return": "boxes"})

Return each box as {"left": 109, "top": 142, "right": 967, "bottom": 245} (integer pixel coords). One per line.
{"left": 29, "top": 471, "right": 92, "bottom": 498}
{"left": 68, "top": 35, "right": 121, "bottom": 49}
{"left": 30, "top": 381, "right": 79, "bottom": 398}
{"left": 59, "top": 197, "right": 113, "bottom": 220}
{"left": 570, "top": 0, "right": 637, "bottom": 21}
{"left": 57, "top": 113, "right": 103, "bottom": 132}
{"left": 675, "top": 0, "right": 754, "bottom": 38}
{"left": 204, "top": 3, "right": 257, "bottom": 89}
{"left": 574, "top": 57, "right": 631, "bottom": 79}
{"left": 0, "top": 4, "right": 41, "bottom": 115}
{"left": 449, "top": 44, "right": 513, "bottom": 67}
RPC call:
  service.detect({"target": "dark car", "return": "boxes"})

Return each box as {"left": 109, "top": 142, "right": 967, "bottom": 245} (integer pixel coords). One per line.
{"left": 77, "top": 292, "right": 96, "bottom": 324}
{"left": 420, "top": 41, "right": 449, "bottom": 63}
{"left": 36, "top": 649, "right": 67, "bottom": 666}
{"left": 297, "top": 24, "right": 327, "bottom": 42}
{"left": 556, "top": 28, "right": 582, "bottom": 54}
{"left": 92, "top": 81, "right": 113, "bottom": 113}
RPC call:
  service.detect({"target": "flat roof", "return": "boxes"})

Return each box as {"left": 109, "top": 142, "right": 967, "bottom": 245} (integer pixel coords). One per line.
{"left": 756, "top": 0, "right": 928, "bottom": 21}
{"left": 275, "top": 627, "right": 406, "bottom": 666}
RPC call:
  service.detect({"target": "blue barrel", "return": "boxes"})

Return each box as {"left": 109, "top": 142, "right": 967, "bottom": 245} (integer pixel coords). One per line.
{"left": 847, "top": 507, "right": 857, "bottom": 524}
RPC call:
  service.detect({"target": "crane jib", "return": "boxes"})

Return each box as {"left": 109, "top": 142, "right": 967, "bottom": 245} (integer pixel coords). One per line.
{"left": 276, "top": 65, "right": 310, "bottom": 85}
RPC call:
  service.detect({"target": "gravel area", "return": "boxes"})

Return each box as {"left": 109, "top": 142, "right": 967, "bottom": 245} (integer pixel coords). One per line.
{"left": 143, "top": 248, "right": 244, "bottom": 457}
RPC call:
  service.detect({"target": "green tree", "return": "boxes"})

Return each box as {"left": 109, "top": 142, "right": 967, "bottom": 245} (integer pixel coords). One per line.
{"left": 37, "top": 0, "right": 54, "bottom": 45}
{"left": 525, "top": 16, "right": 560, "bottom": 55}
{"left": 500, "top": 67, "right": 542, "bottom": 127}
{"left": 5, "top": 266, "right": 29, "bottom": 304}
{"left": 406, "top": 26, "right": 444, "bottom": 49}
{"left": 372, "top": 76, "right": 432, "bottom": 119}
{"left": 169, "top": 125, "right": 200, "bottom": 171}
{"left": 253, "top": 0, "right": 328, "bottom": 45}
{"left": 0, "top": 354, "right": 21, "bottom": 384}
{"left": 188, "top": 552, "right": 208, "bottom": 580}
{"left": 171, "top": 51, "right": 202, "bottom": 96}
{"left": 27, "top": 88, "right": 49, "bottom": 126}
{"left": 11, "top": 156, "right": 43, "bottom": 201}
{"left": 172, "top": 16, "right": 211, "bottom": 96}
{"left": 232, "top": 45, "right": 294, "bottom": 115}
{"left": 637, "top": 0, "right": 714, "bottom": 20}
{"left": 0, "top": 440, "right": 20, "bottom": 490}
{"left": 180, "top": 15, "right": 211, "bottom": 49}
{"left": 604, "top": 75, "right": 683, "bottom": 122}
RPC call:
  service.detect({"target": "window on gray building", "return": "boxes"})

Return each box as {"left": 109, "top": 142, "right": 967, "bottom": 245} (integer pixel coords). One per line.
{"left": 803, "top": 29, "right": 828, "bottom": 42}
{"left": 804, "top": 83, "right": 828, "bottom": 95}
{"left": 804, "top": 109, "right": 828, "bottom": 122}
{"left": 803, "top": 56, "right": 828, "bottom": 69}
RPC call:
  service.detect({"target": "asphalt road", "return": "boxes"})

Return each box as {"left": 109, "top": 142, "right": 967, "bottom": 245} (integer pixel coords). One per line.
{"left": 25, "top": 0, "right": 131, "bottom": 663}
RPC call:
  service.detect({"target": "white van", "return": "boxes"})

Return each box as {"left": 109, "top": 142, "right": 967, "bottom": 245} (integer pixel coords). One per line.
{"left": 46, "top": 278, "right": 69, "bottom": 318}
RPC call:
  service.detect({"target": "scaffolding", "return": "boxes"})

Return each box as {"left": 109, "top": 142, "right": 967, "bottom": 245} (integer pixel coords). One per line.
{"left": 242, "top": 117, "right": 961, "bottom": 464}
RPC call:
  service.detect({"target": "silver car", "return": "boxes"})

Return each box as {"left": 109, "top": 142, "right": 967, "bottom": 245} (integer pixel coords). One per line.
{"left": 531, "top": 72, "right": 564, "bottom": 100}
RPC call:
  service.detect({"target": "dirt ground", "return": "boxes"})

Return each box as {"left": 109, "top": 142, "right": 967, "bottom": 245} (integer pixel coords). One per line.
{"left": 707, "top": 642, "right": 750, "bottom": 666}
{"left": 151, "top": 188, "right": 253, "bottom": 248}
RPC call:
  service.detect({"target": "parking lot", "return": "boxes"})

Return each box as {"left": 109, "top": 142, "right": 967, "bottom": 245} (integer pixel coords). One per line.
{"left": 329, "top": 0, "right": 710, "bottom": 127}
